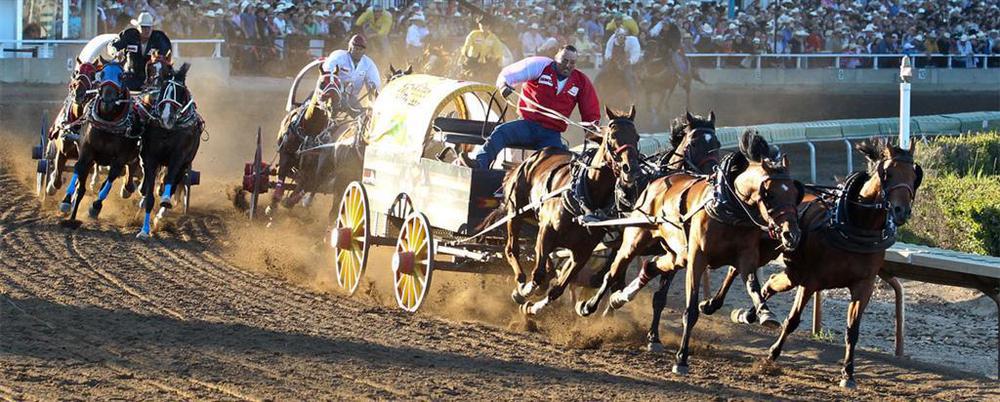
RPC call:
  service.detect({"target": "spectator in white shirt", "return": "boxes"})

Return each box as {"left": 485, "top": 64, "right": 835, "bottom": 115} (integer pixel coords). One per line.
{"left": 405, "top": 14, "right": 430, "bottom": 61}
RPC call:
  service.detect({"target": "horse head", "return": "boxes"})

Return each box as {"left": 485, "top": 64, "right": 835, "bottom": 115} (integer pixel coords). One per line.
{"left": 70, "top": 57, "right": 98, "bottom": 105}
{"left": 856, "top": 137, "right": 922, "bottom": 225}
{"left": 311, "top": 65, "right": 346, "bottom": 118}
{"left": 588, "top": 106, "right": 640, "bottom": 185}
{"left": 145, "top": 49, "right": 173, "bottom": 89}
{"left": 94, "top": 61, "right": 130, "bottom": 117}
{"left": 387, "top": 64, "right": 413, "bottom": 83}
{"left": 735, "top": 128, "right": 804, "bottom": 251}
{"left": 153, "top": 62, "right": 192, "bottom": 131}
{"left": 668, "top": 111, "right": 720, "bottom": 173}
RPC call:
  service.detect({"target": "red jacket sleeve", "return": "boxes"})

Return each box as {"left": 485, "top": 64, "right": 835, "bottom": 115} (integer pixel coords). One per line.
{"left": 575, "top": 72, "right": 601, "bottom": 124}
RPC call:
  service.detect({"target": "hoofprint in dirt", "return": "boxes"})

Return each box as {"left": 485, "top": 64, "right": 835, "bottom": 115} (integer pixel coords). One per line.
{"left": 0, "top": 167, "right": 996, "bottom": 400}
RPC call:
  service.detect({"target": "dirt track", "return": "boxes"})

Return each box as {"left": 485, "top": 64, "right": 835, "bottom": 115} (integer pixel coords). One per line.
{"left": 0, "top": 165, "right": 997, "bottom": 400}
{"left": 1, "top": 81, "right": 997, "bottom": 400}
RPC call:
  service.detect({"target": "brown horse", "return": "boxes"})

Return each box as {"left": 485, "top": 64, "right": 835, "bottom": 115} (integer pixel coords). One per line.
{"left": 499, "top": 107, "right": 641, "bottom": 315}
{"left": 731, "top": 138, "right": 922, "bottom": 388}
{"left": 46, "top": 59, "right": 99, "bottom": 195}
{"left": 580, "top": 129, "right": 804, "bottom": 374}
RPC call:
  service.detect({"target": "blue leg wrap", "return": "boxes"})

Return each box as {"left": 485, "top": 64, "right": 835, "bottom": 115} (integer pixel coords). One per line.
{"left": 65, "top": 173, "right": 79, "bottom": 197}
{"left": 97, "top": 180, "right": 113, "bottom": 201}
{"left": 141, "top": 211, "right": 152, "bottom": 234}
{"left": 163, "top": 184, "right": 173, "bottom": 199}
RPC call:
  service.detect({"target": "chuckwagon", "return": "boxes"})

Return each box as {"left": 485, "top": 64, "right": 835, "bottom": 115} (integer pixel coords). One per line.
{"left": 329, "top": 73, "right": 531, "bottom": 312}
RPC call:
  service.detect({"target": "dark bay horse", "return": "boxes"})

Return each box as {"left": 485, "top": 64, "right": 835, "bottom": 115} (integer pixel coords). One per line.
{"left": 581, "top": 129, "right": 804, "bottom": 374}
{"left": 497, "top": 106, "right": 640, "bottom": 315}
{"left": 59, "top": 62, "right": 141, "bottom": 225}
{"left": 732, "top": 138, "right": 922, "bottom": 388}
{"left": 46, "top": 59, "right": 98, "bottom": 195}
{"left": 135, "top": 62, "right": 202, "bottom": 238}
{"left": 573, "top": 112, "right": 721, "bottom": 324}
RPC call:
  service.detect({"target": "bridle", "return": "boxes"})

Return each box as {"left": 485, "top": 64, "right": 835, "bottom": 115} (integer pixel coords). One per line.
{"left": 731, "top": 169, "right": 802, "bottom": 242}
{"left": 667, "top": 125, "right": 719, "bottom": 172}
{"left": 599, "top": 118, "right": 638, "bottom": 179}
{"left": 851, "top": 155, "right": 920, "bottom": 210}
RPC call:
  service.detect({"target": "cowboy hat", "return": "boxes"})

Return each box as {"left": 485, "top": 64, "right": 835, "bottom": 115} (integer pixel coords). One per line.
{"left": 131, "top": 12, "right": 155, "bottom": 27}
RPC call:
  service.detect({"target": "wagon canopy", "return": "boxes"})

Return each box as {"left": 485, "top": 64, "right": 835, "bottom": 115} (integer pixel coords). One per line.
{"left": 365, "top": 74, "right": 498, "bottom": 162}
{"left": 77, "top": 34, "right": 119, "bottom": 64}
{"left": 286, "top": 59, "right": 326, "bottom": 112}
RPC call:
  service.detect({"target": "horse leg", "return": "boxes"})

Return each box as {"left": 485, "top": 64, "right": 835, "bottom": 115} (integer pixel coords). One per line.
{"left": 761, "top": 271, "right": 796, "bottom": 301}
{"left": 136, "top": 159, "right": 159, "bottom": 239}
{"left": 522, "top": 240, "right": 600, "bottom": 316}
{"left": 47, "top": 143, "right": 66, "bottom": 195}
{"left": 767, "top": 285, "right": 814, "bottom": 361}
{"left": 841, "top": 278, "right": 875, "bottom": 389}
{"left": 739, "top": 256, "right": 780, "bottom": 328}
{"left": 58, "top": 155, "right": 82, "bottom": 214}
{"left": 609, "top": 252, "right": 672, "bottom": 310}
{"left": 698, "top": 266, "right": 738, "bottom": 315}
{"left": 647, "top": 269, "right": 678, "bottom": 352}
{"left": 526, "top": 224, "right": 555, "bottom": 295}
{"left": 505, "top": 217, "right": 529, "bottom": 303}
{"left": 65, "top": 156, "right": 92, "bottom": 225}
{"left": 120, "top": 159, "right": 139, "bottom": 199}
{"left": 89, "top": 162, "right": 123, "bottom": 219}
{"left": 673, "top": 247, "right": 708, "bottom": 375}
{"left": 577, "top": 226, "right": 651, "bottom": 317}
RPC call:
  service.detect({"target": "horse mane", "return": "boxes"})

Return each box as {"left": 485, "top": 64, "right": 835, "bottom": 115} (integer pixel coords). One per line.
{"left": 738, "top": 128, "right": 771, "bottom": 163}
{"left": 856, "top": 137, "right": 913, "bottom": 174}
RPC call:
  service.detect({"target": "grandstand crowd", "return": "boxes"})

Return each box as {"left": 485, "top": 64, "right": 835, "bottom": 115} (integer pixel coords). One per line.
{"left": 29, "top": 0, "right": 1000, "bottom": 73}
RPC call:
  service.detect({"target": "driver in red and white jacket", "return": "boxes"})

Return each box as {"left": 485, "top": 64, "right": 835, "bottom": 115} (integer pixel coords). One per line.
{"left": 461, "top": 45, "right": 601, "bottom": 169}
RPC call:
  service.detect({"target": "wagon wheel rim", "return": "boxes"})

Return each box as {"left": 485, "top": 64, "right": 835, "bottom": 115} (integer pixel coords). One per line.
{"left": 388, "top": 193, "right": 413, "bottom": 220}
{"left": 393, "top": 212, "right": 434, "bottom": 313}
{"left": 249, "top": 128, "right": 263, "bottom": 220}
{"left": 333, "top": 181, "right": 369, "bottom": 296}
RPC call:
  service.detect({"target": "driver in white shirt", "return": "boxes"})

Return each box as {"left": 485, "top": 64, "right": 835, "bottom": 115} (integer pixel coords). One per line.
{"left": 322, "top": 34, "right": 383, "bottom": 105}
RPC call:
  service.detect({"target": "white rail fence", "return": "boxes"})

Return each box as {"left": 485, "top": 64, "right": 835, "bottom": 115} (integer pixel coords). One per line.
{"left": 0, "top": 39, "right": 226, "bottom": 59}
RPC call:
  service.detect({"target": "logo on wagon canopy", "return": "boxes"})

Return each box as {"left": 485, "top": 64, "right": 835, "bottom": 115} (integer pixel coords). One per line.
{"left": 362, "top": 168, "right": 376, "bottom": 185}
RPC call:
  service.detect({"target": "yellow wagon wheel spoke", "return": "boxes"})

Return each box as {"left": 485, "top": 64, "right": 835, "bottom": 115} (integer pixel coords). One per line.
{"left": 393, "top": 212, "right": 434, "bottom": 313}
{"left": 332, "top": 182, "right": 369, "bottom": 296}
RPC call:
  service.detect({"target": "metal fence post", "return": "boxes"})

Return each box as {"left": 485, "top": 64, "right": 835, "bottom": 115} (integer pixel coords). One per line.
{"left": 844, "top": 139, "right": 853, "bottom": 174}
{"left": 874, "top": 55, "right": 879, "bottom": 70}
{"left": 806, "top": 141, "right": 817, "bottom": 183}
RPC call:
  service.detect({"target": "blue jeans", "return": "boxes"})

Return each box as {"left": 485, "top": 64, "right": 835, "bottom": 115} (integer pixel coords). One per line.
{"left": 474, "top": 119, "right": 565, "bottom": 168}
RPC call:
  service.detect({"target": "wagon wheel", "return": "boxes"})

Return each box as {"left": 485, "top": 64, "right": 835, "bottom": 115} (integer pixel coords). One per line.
{"left": 33, "top": 115, "right": 49, "bottom": 199}
{"left": 181, "top": 182, "right": 191, "bottom": 214}
{"left": 332, "top": 181, "right": 370, "bottom": 295}
{"left": 386, "top": 192, "right": 413, "bottom": 236}
{"left": 392, "top": 212, "right": 434, "bottom": 312}
{"left": 248, "top": 127, "right": 263, "bottom": 220}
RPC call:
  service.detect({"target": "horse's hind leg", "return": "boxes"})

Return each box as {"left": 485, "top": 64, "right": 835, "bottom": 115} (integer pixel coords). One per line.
{"left": 505, "top": 216, "right": 529, "bottom": 303}
{"left": 89, "top": 163, "right": 123, "bottom": 219}
{"left": 767, "top": 285, "right": 815, "bottom": 361}
{"left": 522, "top": 239, "right": 600, "bottom": 316}
{"left": 840, "top": 279, "right": 875, "bottom": 389}
{"left": 699, "top": 266, "right": 738, "bottom": 315}
{"left": 577, "top": 225, "right": 651, "bottom": 317}
{"left": 47, "top": 143, "right": 66, "bottom": 195}
{"left": 673, "top": 246, "right": 708, "bottom": 375}
{"left": 736, "top": 257, "right": 780, "bottom": 328}
{"left": 647, "top": 269, "right": 677, "bottom": 352}
{"left": 120, "top": 159, "right": 139, "bottom": 199}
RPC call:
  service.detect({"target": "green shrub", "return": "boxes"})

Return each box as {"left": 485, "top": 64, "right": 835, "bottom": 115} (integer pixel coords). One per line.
{"left": 900, "top": 174, "right": 1000, "bottom": 256}
{"left": 915, "top": 132, "right": 1000, "bottom": 177}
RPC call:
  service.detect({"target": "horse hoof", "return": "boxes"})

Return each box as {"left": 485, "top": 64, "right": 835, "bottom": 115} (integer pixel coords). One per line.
{"left": 58, "top": 202, "right": 72, "bottom": 214}
{"left": 575, "top": 301, "right": 592, "bottom": 317}
{"left": 839, "top": 378, "right": 857, "bottom": 389}
{"left": 698, "top": 300, "right": 715, "bottom": 315}
{"left": 159, "top": 198, "right": 173, "bottom": 209}
{"left": 511, "top": 289, "right": 527, "bottom": 305}
{"left": 609, "top": 291, "right": 630, "bottom": 310}
{"left": 730, "top": 309, "right": 747, "bottom": 324}
{"left": 758, "top": 311, "right": 781, "bottom": 329}
{"left": 136, "top": 231, "right": 151, "bottom": 240}
{"left": 520, "top": 302, "right": 535, "bottom": 316}
{"left": 88, "top": 204, "right": 102, "bottom": 219}
{"left": 120, "top": 185, "right": 134, "bottom": 199}
{"left": 672, "top": 364, "right": 689, "bottom": 375}
{"left": 46, "top": 182, "right": 59, "bottom": 196}
{"left": 647, "top": 342, "right": 665, "bottom": 353}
